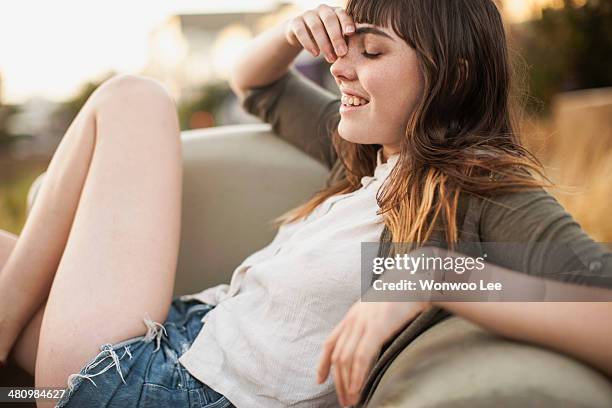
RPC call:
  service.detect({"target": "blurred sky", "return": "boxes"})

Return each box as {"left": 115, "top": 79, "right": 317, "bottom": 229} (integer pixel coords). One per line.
{"left": 0, "top": 0, "right": 564, "bottom": 105}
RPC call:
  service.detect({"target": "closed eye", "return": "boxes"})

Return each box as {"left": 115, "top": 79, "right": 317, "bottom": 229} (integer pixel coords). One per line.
{"left": 362, "top": 51, "right": 381, "bottom": 59}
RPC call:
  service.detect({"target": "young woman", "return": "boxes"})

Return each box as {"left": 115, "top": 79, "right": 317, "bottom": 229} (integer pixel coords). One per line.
{"left": 0, "top": 1, "right": 610, "bottom": 407}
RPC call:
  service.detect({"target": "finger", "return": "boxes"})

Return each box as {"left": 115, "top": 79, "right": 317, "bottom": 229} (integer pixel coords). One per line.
{"left": 333, "top": 361, "right": 349, "bottom": 407}
{"left": 291, "top": 18, "right": 320, "bottom": 56}
{"left": 317, "top": 319, "right": 345, "bottom": 383}
{"left": 331, "top": 327, "right": 352, "bottom": 406}
{"left": 348, "top": 332, "right": 380, "bottom": 401}
{"left": 340, "top": 323, "right": 366, "bottom": 404}
{"left": 319, "top": 6, "right": 347, "bottom": 57}
{"left": 334, "top": 7, "right": 355, "bottom": 35}
{"left": 302, "top": 11, "right": 336, "bottom": 63}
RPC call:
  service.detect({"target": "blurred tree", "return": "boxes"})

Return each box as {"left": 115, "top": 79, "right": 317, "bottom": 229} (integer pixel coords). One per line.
{"left": 0, "top": 105, "right": 19, "bottom": 149}
{"left": 515, "top": 0, "right": 612, "bottom": 114}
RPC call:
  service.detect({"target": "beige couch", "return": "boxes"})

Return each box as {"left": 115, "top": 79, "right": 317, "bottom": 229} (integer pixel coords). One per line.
{"left": 26, "top": 124, "right": 612, "bottom": 407}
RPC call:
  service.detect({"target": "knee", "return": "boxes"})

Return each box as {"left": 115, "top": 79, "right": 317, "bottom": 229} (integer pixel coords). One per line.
{"left": 92, "top": 74, "right": 177, "bottom": 115}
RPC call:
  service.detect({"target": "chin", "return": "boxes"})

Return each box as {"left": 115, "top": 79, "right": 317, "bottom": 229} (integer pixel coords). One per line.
{"left": 337, "top": 123, "right": 374, "bottom": 144}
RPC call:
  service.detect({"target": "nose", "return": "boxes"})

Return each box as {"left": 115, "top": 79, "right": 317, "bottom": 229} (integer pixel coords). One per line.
{"left": 330, "top": 48, "right": 357, "bottom": 84}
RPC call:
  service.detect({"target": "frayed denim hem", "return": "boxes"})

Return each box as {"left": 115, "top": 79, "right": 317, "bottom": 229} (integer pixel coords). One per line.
{"left": 55, "top": 315, "right": 168, "bottom": 408}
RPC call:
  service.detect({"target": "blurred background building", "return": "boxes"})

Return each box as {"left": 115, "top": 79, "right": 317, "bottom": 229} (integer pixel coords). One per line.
{"left": 0, "top": 0, "right": 610, "bottom": 239}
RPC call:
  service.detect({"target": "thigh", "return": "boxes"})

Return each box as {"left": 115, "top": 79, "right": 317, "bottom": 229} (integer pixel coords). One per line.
{"left": 0, "top": 230, "right": 40, "bottom": 372}
{"left": 35, "top": 76, "right": 182, "bottom": 400}
{"left": 0, "top": 229, "right": 17, "bottom": 264}
{"left": 0, "top": 230, "right": 40, "bottom": 374}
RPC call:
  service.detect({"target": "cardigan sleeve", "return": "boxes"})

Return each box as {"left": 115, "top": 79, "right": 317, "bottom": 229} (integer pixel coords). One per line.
{"left": 239, "top": 68, "right": 341, "bottom": 170}
{"left": 478, "top": 187, "right": 612, "bottom": 289}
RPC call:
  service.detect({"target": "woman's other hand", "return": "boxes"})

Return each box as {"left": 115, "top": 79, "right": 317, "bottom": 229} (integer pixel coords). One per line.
{"left": 316, "top": 300, "right": 430, "bottom": 407}
{"left": 285, "top": 4, "right": 356, "bottom": 63}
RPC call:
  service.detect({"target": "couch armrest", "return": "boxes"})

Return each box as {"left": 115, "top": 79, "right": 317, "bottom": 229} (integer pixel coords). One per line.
{"left": 369, "top": 316, "right": 612, "bottom": 407}
{"left": 27, "top": 124, "right": 329, "bottom": 296}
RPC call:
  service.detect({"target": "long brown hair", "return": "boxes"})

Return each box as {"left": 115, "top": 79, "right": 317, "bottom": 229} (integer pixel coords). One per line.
{"left": 274, "top": 0, "right": 552, "bottom": 250}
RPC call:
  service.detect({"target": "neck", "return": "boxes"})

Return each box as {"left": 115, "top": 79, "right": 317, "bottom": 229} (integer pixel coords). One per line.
{"left": 381, "top": 144, "right": 400, "bottom": 164}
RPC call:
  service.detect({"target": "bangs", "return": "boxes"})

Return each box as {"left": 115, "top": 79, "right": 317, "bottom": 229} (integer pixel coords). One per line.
{"left": 345, "top": 0, "right": 414, "bottom": 45}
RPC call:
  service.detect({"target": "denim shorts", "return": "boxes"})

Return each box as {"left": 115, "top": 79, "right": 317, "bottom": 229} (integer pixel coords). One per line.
{"left": 55, "top": 298, "right": 234, "bottom": 408}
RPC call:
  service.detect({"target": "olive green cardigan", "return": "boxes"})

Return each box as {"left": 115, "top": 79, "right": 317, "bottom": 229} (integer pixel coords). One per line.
{"left": 240, "top": 68, "right": 611, "bottom": 406}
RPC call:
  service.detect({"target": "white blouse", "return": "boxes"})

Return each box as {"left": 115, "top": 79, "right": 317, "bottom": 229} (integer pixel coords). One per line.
{"left": 179, "top": 148, "right": 399, "bottom": 408}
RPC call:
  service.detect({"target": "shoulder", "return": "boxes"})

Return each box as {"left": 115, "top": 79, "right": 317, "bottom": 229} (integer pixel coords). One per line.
{"left": 454, "top": 163, "right": 572, "bottom": 242}
{"left": 475, "top": 183, "right": 580, "bottom": 244}
{"left": 463, "top": 165, "right": 553, "bottom": 216}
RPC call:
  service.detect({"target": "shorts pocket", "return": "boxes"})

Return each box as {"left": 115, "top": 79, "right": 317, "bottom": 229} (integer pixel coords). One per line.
{"left": 201, "top": 395, "right": 233, "bottom": 408}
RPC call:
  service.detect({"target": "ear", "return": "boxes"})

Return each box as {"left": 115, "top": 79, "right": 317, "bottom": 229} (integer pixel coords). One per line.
{"left": 452, "top": 58, "right": 469, "bottom": 94}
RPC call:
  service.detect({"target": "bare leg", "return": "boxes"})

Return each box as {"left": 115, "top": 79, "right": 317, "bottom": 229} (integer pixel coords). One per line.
{"left": 0, "top": 75, "right": 134, "bottom": 361}
{"left": 34, "top": 75, "right": 182, "bottom": 404}
{"left": 0, "top": 74, "right": 181, "bottom": 406}
{"left": 0, "top": 230, "right": 44, "bottom": 376}
{"left": 0, "top": 85, "right": 100, "bottom": 363}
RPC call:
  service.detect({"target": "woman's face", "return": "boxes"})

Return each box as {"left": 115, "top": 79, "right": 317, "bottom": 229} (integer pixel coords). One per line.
{"left": 330, "top": 22, "right": 424, "bottom": 159}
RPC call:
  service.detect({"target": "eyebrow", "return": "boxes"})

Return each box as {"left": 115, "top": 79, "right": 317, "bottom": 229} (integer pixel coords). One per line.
{"left": 353, "top": 26, "right": 395, "bottom": 42}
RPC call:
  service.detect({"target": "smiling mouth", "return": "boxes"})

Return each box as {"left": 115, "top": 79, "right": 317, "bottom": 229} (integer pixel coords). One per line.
{"left": 339, "top": 102, "right": 370, "bottom": 113}
{"left": 341, "top": 94, "right": 370, "bottom": 107}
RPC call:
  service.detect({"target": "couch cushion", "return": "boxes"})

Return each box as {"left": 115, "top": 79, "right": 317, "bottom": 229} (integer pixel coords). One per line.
{"left": 368, "top": 316, "right": 612, "bottom": 407}
{"left": 176, "top": 124, "right": 329, "bottom": 295}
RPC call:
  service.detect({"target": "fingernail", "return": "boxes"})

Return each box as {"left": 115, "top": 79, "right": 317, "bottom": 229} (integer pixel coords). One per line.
{"left": 346, "top": 25, "right": 354, "bottom": 33}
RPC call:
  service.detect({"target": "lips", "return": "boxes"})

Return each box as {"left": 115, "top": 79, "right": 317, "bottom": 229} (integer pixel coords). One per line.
{"left": 340, "top": 88, "right": 370, "bottom": 101}
{"left": 339, "top": 87, "right": 370, "bottom": 113}
{"left": 339, "top": 101, "right": 369, "bottom": 113}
